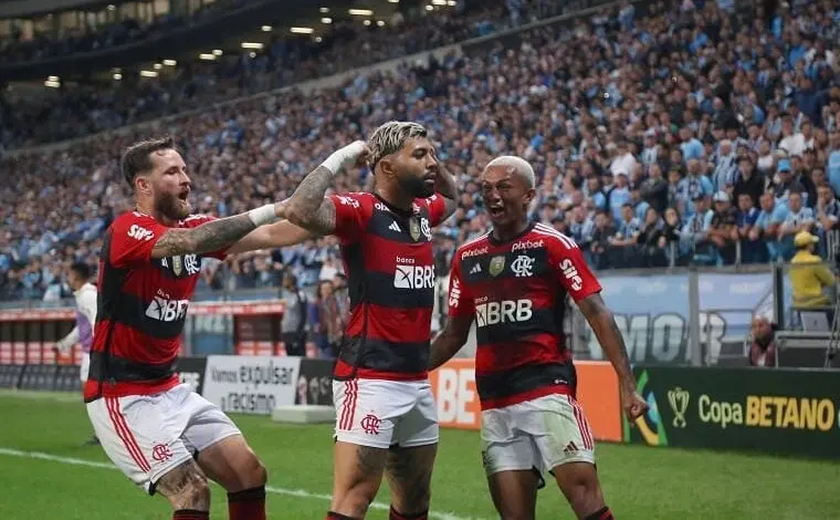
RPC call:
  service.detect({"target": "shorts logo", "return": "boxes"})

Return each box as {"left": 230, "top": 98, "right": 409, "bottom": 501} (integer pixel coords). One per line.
{"left": 360, "top": 413, "right": 381, "bottom": 435}
{"left": 563, "top": 441, "right": 579, "bottom": 454}
{"left": 489, "top": 256, "right": 506, "bottom": 277}
{"left": 151, "top": 443, "right": 174, "bottom": 463}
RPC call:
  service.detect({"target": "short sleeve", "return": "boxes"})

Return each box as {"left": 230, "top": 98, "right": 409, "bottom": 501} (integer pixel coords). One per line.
{"left": 550, "top": 235, "right": 602, "bottom": 302}
{"left": 424, "top": 194, "right": 448, "bottom": 227}
{"left": 329, "top": 193, "right": 371, "bottom": 242}
{"left": 182, "top": 214, "right": 228, "bottom": 260}
{"left": 447, "top": 254, "right": 474, "bottom": 318}
{"left": 108, "top": 213, "right": 169, "bottom": 268}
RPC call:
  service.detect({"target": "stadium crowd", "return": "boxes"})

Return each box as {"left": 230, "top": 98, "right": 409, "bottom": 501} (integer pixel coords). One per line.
{"left": 1, "top": 0, "right": 840, "bottom": 304}
{"left": 0, "top": 0, "right": 570, "bottom": 149}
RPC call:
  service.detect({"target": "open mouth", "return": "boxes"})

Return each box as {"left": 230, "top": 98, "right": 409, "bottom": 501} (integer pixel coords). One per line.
{"left": 177, "top": 191, "right": 189, "bottom": 202}
{"left": 488, "top": 205, "right": 505, "bottom": 217}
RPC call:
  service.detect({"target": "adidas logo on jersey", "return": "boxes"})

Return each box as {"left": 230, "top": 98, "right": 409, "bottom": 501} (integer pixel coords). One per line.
{"left": 469, "top": 264, "right": 482, "bottom": 275}
{"left": 389, "top": 221, "right": 402, "bottom": 232}
{"left": 145, "top": 296, "right": 190, "bottom": 322}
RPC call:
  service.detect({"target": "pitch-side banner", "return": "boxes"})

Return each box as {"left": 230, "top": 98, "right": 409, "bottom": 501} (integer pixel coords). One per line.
{"left": 624, "top": 366, "right": 840, "bottom": 458}
{"left": 576, "top": 271, "right": 773, "bottom": 365}
{"left": 202, "top": 356, "right": 301, "bottom": 415}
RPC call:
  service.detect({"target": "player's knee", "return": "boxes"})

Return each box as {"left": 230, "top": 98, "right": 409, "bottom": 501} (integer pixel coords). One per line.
{"left": 231, "top": 453, "right": 268, "bottom": 492}
{"left": 335, "top": 480, "right": 380, "bottom": 516}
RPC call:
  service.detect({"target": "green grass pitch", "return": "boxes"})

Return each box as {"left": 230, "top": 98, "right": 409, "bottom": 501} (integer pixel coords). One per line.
{"left": 0, "top": 390, "right": 838, "bottom": 519}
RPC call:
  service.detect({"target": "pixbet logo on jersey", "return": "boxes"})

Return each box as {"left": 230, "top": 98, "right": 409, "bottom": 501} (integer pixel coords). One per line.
{"left": 475, "top": 298, "right": 533, "bottom": 328}
{"left": 511, "top": 239, "right": 544, "bottom": 252}
{"left": 393, "top": 257, "right": 435, "bottom": 289}
{"left": 145, "top": 296, "right": 190, "bottom": 322}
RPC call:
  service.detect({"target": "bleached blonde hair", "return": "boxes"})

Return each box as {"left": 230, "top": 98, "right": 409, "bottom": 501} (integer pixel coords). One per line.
{"left": 367, "top": 121, "right": 428, "bottom": 168}
{"left": 485, "top": 156, "right": 536, "bottom": 189}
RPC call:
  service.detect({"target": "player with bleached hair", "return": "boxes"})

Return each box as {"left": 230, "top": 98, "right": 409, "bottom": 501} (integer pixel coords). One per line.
{"left": 284, "top": 121, "right": 459, "bottom": 520}
{"left": 430, "top": 155, "right": 648, "bottom": 520}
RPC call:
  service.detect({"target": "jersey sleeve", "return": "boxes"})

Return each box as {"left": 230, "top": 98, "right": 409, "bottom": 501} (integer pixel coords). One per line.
{"left": 424, "top": 194, "right": 448, "bottom": 227}
{"left": 108, "top": 213, "right": 170, "bottom": 268}
{"left": 182, "top": 214, "right": 228, "bottom": 260}
{"left": 550, "top": 235, "right": 602, "bottom": 302}
{"left": 447, "top": 253, "right": 474, "bottom": 319}
{"left": 328, "top": 193, "right": 371, "bottom": 242}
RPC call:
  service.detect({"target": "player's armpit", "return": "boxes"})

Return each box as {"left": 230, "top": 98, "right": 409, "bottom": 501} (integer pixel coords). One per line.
{"left": 150, "top": 213, "right": 257, "bottom": 259}
{"left": 429, "top": 315, "right": 473, "bottom": 370}
{"left": 226, "top": 220, "right": 316, "bottom": 254}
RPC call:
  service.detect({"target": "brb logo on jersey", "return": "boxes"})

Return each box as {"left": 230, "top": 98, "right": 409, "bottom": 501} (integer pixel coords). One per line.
{"left": 145, "top": 295, "right": 190, "bottom": 322}
{"left": 394, "top": 257, "right": 435, "bottom": 289}
{"left": 559, "top": 259, "right": 583, "bottom": 291}
{"left": 127, "top": 224, "right": 154, "bottom": 241}
{"left": 474, "top": 298, "right": 533, "bottom": 327}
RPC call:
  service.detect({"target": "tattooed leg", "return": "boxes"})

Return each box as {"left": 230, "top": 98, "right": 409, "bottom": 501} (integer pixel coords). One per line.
{"left": 155, "top": 459, "right": 211, "bottom": 511}
{"left": 330, "top": 441, "right": 388, "bottom": 517}
{"left": 385, "top": 444, "right": 437, "bottom": 517}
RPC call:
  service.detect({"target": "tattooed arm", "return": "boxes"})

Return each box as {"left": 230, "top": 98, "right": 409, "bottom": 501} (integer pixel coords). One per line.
{"left": 435, "top": 166, "right": 459, "bottom": 223}
{"left": 285, "top": 141, "right": 369, "bottom": 235}
{"left": 577, "top": 293, "right": 648, "bottom": 420}
{"left": 150, "top": 207, "right": 280, "bottom": 259}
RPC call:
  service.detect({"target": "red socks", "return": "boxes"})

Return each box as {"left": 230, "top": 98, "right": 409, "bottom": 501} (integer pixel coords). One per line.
{"left": 584, "top": 506, "right": 614, "bottom": 520}
{"left": 173, "top": 510, "right": 208, "bottom": 520}
{"left": 228, "top": 486, "right": 266, "bottom": 520}
{"left": 389, "top": 506, "right": 429, "bottom": 520}
{"left": 326, "top": 513, "right": 358, "bottom": 520}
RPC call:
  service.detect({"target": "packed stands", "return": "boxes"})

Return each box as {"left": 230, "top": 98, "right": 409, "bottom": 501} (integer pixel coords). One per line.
{"left": 1, "top": 0, "right": 839, "bottom": 304}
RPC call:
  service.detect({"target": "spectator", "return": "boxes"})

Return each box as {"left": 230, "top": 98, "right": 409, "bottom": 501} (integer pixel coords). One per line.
{"left": 790, "top": 231, "right": 836, "bottom": 308}
{"left": 779, "top": 191, "right": 815, "bottom": 259}
{"left": 734, "top": 193, "right": 762, "bottom": 264}
{"left": 748, "top": 316, "right": 777, "bottom": 368}
{"left": 279, "top": 273, "right": 308, "bottom": 356}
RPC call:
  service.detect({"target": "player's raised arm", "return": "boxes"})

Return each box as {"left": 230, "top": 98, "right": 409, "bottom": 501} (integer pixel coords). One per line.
{"left": 284, "top": 141, "right": 370, "bottom": 235}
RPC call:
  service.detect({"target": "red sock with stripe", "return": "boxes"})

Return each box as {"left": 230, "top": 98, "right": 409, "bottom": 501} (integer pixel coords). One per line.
{"left": 389, "top": 506, "right": 428, "bottom": 520}
{"left": 584, "top": 506, "right": 614, "bottom": 520}
{"left": 228, "top": 486, "right": 266, "bottom": 520}
{"left": 172, "top": 510, "right": 209, "bottom": 520}
{"left": 326, "top": 512, "right": 359, "bottom": 519}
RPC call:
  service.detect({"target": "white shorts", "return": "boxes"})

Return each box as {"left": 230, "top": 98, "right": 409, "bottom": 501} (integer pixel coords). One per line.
{"left": 80, "top": 352, "right": 90, "bottom": 382}
{"left": 333, "top": 379, "right": 439, "bottom": 449}
{"left": 481, "top": 394, "right": 595, "bottom": 478}
{"left": 86, "top": 383, "right": 241, "bottom": 494}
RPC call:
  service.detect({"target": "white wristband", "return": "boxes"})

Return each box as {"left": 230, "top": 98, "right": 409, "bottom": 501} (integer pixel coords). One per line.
{"left": 320, "top": 151, "right": 346, "bottom": 176}
{"left": 247, "top": 204, "right": 278, "bottom": 227}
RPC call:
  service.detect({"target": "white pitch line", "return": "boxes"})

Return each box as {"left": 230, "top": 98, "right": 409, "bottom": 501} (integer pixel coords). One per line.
{"left": 0, "top": 447, "right": 478, "bottom": 520}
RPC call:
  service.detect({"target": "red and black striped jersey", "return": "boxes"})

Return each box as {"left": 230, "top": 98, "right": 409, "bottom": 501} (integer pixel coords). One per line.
{"left": 84, "top": 211, "right": 227, "bottom": 402}
{"left": 447, "top": 222, "right": 601, "bottom": 410}
{"left": 330, "top": 192, "right": 447, "bottom": 381}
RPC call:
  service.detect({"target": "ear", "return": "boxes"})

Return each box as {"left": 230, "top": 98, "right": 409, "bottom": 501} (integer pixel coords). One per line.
{"left": 523, "top": 188, "right": 537, "bottom": 206}
{"left": 377, "top": 156, "right": 396, "bottom": 178}
{"left": 135, "top": 174, "right": 152, "bottom": 195}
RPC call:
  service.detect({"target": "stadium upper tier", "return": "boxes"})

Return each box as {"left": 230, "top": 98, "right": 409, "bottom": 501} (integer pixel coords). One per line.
{"left": 0, "top": 0, "right": 839, "bottom": 302}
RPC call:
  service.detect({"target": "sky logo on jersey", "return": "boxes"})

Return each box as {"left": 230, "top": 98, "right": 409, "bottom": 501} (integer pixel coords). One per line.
{"left": 145, "top": 296, "right": 190, "bottom": 322}
{"left": 559, "top": 259, "right": 583, "bottom": 291}
{"left": 449, "top": 278, "right": 461, "bottom": 308}
{"left": 394, "top": 264, "right": 435, "bottom": 289}
{"left": 475, "top": 299, "right": 533, "bottom": 328}
{"left": 127, "top": 224, "right": 154, "bottom": 241}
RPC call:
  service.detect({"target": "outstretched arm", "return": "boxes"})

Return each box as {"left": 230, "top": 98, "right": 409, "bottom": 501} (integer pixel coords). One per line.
{"left": 151, "top": 204, "right": 282, "bottom": 259}
{"left": 429, "top": 315, "right": 473, "bottom": 370}
{"left": 577, "top": 293, "right": 647, "bottom": 420}
{"left": 227, "top": 220, "right": 316, "bottom": 254}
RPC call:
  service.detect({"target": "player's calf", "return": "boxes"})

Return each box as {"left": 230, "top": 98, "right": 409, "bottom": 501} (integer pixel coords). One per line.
{"left": 384, "top": 444, "right": 436, "bottom": 520}
{"left": 155, "top": 459, "right": 211, "bottom": 518}
{"left": 196, "top": 435, "right": 268, "bottom": 520}
{"left": 552, "top": 462, "right": 612, "bottom": 520}
{"left": 327, "top": 442, "right": 388, "bottom": 519}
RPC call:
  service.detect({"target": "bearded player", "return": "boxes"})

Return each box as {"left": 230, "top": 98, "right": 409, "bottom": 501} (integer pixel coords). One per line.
{"left": 429, "top": 156, "right": 648, "bottom": 520}
{"left": 85, "top": 137, "right": 311, "bottom": 520}
{"left": 284, "top": 121, "right": 458, "bottom": 520}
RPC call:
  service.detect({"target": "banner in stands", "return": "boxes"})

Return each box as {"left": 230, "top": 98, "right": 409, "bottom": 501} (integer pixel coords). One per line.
{"left": 428, "top": 359, "right": 623, "bottom": 442}
{"left": 202, "top": 356, "right": 300, "bottom": 415}
{"left": 577, "top": 272, "right": 773, "bottom": 365}
{"left": 0, "top": 364, "right": 24, "bottom": 388}
{"left": 624, "top": 366, "right": 840, "bottom": 458}
{"left": 176, "top": 357, "right": 208, "bottom": 395}
{"left": 295, "top": 358, "right": 335, "bottom": 406}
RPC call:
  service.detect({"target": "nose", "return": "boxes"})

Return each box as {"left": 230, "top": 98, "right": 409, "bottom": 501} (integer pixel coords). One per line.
{"left": 180, "top": 170, "right": 191, "bottom": 187}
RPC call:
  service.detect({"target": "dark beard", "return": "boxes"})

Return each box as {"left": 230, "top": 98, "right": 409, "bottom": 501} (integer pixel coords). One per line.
{"left": 155, "top": 192, "right": 190, "bottom": 221}
{"left": 397, "top": 173, "right": 434, "bottom": 199}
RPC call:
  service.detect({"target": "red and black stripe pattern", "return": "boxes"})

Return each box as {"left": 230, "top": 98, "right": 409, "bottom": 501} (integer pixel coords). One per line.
{"left": 448, "top": 222, "right": 602, "bottom": 410}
